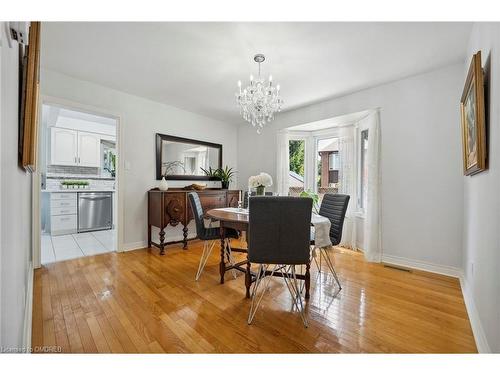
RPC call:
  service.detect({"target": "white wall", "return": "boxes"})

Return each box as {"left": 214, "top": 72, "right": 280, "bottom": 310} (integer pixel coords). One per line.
{"left": 0, "top": 23, "right": 33, "bottom": 349}
{"left": 238, "top": 63, "right": 465, "bottom": 270}
{"left": 461, "top": 22, "right": 500, "bottom": 353}
{"left": 40, "top": 69, "right": 239, "bottom": 248}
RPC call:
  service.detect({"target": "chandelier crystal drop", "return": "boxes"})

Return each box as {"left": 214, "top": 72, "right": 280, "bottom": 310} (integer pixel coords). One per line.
{"left": 235, "top": 54, "right": 283, "bottom": 134}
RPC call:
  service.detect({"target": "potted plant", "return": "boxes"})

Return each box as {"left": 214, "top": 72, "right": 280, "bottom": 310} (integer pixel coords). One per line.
{"left": 300, "top": 190, "right": 320, "bottom": 213}
{"left": 248, "top": 172, "right": 273, "bottom": 195}
{"left": 217, "top": 166, "right": 236, "bottom": 189}
{"left": 200, "top": 166, "right": 219, "bottom": 179}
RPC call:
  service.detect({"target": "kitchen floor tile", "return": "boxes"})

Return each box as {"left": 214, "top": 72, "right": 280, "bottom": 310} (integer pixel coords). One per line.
{"left": 41, "top": 235, "right": 55, "bottom": 264}
{"left": 92, "top": 229, "right": 114, "bottom": 241}
{"left": 72, "top": 232, "right": 94, "bottom": 240}
{"left": 74, "top": 234, "right": 108, "bottom": 256}
{"left": 51, "top": 234, "right": 80, "bottom": 251}
{"left": 53, "top": 245, "right": 85, "bottom": 261}
{"left": 44, "top": 230, "right": 115, "bottom": 263}
{"left": 92, "top": 230, "right": 116, "bottom": 251}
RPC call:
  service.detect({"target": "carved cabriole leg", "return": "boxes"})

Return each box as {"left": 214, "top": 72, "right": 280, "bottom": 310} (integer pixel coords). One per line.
{"left": 159, "top": 228, "right": 166, "bottom": 255}
{"left": 219, "top": 226, "right": 226, "bottom": 284}
{"left": 245, "top": 261, "right": 251, "bottom": 298}
{"left": 305, "top": 262, "right": 311, "bottom": 299}
{"left": 182, "top": 225, "right": 188, "bottom": 250}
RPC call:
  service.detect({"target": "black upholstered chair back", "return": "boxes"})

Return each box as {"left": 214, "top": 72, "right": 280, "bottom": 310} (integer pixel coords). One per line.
{"left": 188, "top": 192, "right": 209, "bottom": 241}
{"left": 248, "top": 196, "right": 312, "bottom": 265}
{"left": 243, "top": 191, "right": 274, "bottom": 209}
{"left": 318, "top": 194, "right": 350, "bottom": 246}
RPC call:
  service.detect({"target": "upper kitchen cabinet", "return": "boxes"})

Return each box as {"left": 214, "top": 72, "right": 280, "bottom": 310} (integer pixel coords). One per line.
{"left": 50, "top": 128, "right": 78, "bottom": 165}
{"left": 77, "top": 132, "right": 101, "bottom": 167}
{"left": 50, "top": 128, "right": 101, "bottom": 167}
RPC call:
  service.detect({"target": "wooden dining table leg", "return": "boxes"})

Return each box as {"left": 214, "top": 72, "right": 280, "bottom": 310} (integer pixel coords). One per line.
{"left": 305, "top": 262, "right": 311, "bottom": 299}
{"left": 219, "top": 226, "right": 226, "bottom": 284}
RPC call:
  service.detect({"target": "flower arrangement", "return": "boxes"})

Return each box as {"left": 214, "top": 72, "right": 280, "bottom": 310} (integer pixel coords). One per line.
{"left": 248, "top": 172, "right": 273, "bottom": 195}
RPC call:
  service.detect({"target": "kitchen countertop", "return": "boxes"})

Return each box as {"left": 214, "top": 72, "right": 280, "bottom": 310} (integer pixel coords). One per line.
{"left": 46, "top": 175, "right": 115, "bottom": 181}
{"left": 42, "top": 189, "right": 115, "bottom": 193}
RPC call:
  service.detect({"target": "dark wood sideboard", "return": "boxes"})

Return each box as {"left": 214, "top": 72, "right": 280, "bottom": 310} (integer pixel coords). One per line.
{"left": 148, "top": 188, "right": 241, "bottom": 254}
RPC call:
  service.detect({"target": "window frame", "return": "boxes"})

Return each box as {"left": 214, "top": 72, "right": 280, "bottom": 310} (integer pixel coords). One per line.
{"left": 288, "top": 124, "right": 365, "bottom": 207}
{"left": 288, "top": 133, "right": 310, "bottom": 194}
{"left": 356, "top": 125, "right": 369, "bottom": 216}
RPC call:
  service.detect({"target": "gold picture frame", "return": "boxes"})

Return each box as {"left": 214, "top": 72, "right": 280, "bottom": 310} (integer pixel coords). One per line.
{"left": 460, "top": 51, "right": 487, "bottom": 176}
{"left": 19, "top": 21, "right": 41, "bottom": 172}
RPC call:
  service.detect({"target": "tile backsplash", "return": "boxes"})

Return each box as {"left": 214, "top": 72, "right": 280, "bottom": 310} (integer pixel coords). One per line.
{"left": 47, "top": 165, "right": 100, "bottom": 176}
{"left": 46, "top": 178, "right": 115, "bottom": 191}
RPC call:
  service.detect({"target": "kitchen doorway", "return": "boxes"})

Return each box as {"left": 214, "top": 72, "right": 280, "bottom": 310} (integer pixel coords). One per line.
{"left": 33, "top": 99, "right": 121, "bottom": 266}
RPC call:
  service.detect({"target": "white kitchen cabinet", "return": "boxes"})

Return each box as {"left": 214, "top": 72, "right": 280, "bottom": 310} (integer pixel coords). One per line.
{"left": 50, "top": 128, "right": 78, "bottom": 166}
{"left": 50, "top": 127, "right": 102, "bottom": 167}
{"left": 78, "top": 132, "right": 101, "bottom": 167}
{"left": 50, "top": 192, "right": 77, "bottom": 235}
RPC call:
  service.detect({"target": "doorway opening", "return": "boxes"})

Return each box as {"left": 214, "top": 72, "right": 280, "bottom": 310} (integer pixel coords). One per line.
{"left": 38, "top": 102, "right": 119, "bottom": 264}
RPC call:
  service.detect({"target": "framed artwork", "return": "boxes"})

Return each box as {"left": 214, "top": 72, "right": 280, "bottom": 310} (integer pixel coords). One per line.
{"left": 460, "top": 51, "right": 487, "bottom": 176}
{"left": 19, "top": 21, "right": 41, "bottom": 172}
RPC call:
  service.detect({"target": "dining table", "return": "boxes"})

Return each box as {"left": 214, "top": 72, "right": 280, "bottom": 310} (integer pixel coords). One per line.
{"left": 206, "top": 206, "right": 333, "bottom": 300}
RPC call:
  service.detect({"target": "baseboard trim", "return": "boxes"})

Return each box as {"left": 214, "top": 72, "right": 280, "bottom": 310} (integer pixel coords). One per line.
{"left": 459, "top": 273, "right": 491, "bottom": 353}
{"left": 122, "top": 241, "right": 148, "bottom": 252}
{"left": 22, "top": 261, "right": 34, "bottom": 351}
{"left": 381, "top": 254, "right": 462, "bottom": 278}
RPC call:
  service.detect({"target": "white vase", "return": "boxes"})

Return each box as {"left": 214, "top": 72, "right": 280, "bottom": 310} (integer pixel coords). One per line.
{"left": 159, "top": 177, "right": 169, "bottom": 191}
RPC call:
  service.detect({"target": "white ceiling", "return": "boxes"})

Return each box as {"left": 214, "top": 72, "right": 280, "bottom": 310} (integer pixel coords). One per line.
{"left": 41, "top": 22, "right": 472, "bottom": 124}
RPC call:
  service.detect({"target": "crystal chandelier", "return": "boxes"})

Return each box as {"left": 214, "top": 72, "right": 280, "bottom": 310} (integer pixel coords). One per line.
{"left": 235, "top": 54, "right": 283, "bottom": 134}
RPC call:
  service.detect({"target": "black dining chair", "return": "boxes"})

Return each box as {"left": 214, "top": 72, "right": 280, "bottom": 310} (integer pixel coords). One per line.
{"left": 311, "top": 193, "right": 350, "bottom": 290}
{"left": 188, "top": 192, "right": 239, "bottom": 281}
{"left": 243, "top": 191, "right": 274, "bottom": 209}
{"left": 247, "top": 196, "right": 312, "bottom": 327}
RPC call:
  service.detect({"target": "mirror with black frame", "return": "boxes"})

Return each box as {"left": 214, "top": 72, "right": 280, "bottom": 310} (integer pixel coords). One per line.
{"left": 155, "top": 133, "right": 222, "bottom": 180}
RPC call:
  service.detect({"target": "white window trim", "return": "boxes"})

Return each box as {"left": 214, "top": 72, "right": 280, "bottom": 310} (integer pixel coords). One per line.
{"left": 290, "top": 124, "right": 359, "bottom": 196}
{"left": 356, "top": 118, "right": 370, "bottom": 218}
{"left": 288, "top": 133, "right": 314, "bottom": 192}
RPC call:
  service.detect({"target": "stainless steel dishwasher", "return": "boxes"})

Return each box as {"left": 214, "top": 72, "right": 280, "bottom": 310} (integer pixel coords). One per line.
{"left": 78, "top": 192, "right": 113, "bottom": 232}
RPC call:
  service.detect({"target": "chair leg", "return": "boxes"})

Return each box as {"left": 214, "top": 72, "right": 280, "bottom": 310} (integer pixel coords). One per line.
{"left": 312, "top": 249, "right": 321, "bottom": 272}
{"left": 279, "top": 265, "right": 308, "bottom": 327}
{"left": 247, "top": 264, "right": 278, "bottom": 325}
{"left": 195, "top": 240, "right": 216, "bottom": 281}
{"left": 290, "top": 266, "right": 308, "bottom": 328}
{"left": 248, "top": 265, "right": 266, "bottom": 324}
{"left": 319, "top": 248, "right": 323, "bottom": 271}
{"left": 321, "top": 248, "right": 342, "bottom": 290}
{"left": 282, "top": 265, "right": 301, "bottom": 310}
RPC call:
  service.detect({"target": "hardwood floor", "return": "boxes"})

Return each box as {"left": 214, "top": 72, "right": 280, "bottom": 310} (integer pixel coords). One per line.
{"left": 31, "top": 240, "right": 477, "bottom": 353}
